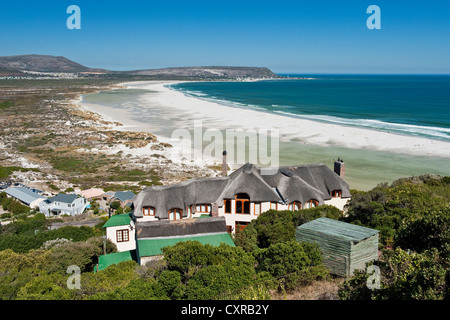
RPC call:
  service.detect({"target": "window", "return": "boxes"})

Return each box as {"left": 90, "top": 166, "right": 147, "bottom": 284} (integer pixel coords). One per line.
{"left": 254, "top": 202, "right": 261, "bottom": 215}
{"left": 143, "top": 206, "right": 155, "bottom": 216}
{"left": 288, "top": 201, "right": 301, "bottom": 211}
{"left": 235, "top": 193, "right": 250, "bottom": 214}
{"left": 235, "top": 221, "right": 250, "bottom": 232}
{"left": 331, "top": 190, "right": 342, "bottom": 198}
{"left": 195, "top": 204, "right": 211, "bottom": 213}
{"left": 224, "top": 200, "right": 232, "bottom": 214}
{"left": 168, "top": 208, "right": 183, "bottom": 221}
{"left": 270, "top": 202, "right": 278, "bottom": 210}
{"left": 116, "top": 229, "right": 129, "bottom": 242}
{"left": 305, "top": 200, "right": 319, "bottom": 209}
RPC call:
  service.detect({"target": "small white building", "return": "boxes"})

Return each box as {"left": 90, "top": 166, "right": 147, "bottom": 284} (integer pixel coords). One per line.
{"left": 39, "top": 193, "right": 88, "bottom": 217}
{"left": 102, "top": 214, "right": 136, "bottom": 252}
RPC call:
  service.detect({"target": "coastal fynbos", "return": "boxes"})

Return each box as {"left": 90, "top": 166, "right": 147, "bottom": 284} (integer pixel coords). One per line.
{"left": 367, "top": 5, "right": 381, "bottom": 30}
{"left": 67, "top": 5, "right": 81, "bottom": 30}
{"left": 171, "top": 120, "right": 279, "bottom": 175}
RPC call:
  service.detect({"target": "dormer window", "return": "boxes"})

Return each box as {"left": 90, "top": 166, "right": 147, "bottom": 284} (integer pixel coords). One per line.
{"left": 305, "top": 200, "right": 319, "bottom": 209}
{"left": 288, "top": 201, "right": 301, "bottom": 211}
{"left": 143, "top": 206, "right": 155, "bottom": 216}
{"left": 331, "top": 190, "right": 342, "bottom": 198}
{"left": 196, "top": 204, "right": 211, "bottom": 213}
{"left": 235, "top": 193, "right": 250, "bottom": 214}
{"left": 168, "top": 208, "right": 183, "bottom": 221}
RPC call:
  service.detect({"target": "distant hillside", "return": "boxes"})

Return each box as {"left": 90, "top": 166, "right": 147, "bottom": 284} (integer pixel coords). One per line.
{"left": 0, "top": 54, "right": 280, "bottom": 79}
{"left": 0, "top": 55, "right": 108, "bottom": 74}
{"left": 119, "top": 66, "right": 280, "bottom": 79}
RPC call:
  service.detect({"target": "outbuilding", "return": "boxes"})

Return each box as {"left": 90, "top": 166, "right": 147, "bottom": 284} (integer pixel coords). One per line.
{"left": 295, "top": 217, "right": 379, "bottom": 277}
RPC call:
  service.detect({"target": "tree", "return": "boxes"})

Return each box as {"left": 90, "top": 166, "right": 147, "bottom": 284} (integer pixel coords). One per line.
{"left": 109, "top": 201, "right": 121, "bottom": 211}
{"left": 395, "top": 207, "right": 450, "bottom": 258}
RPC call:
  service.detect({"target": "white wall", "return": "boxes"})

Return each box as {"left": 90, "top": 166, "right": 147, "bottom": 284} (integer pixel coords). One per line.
{"left": 106, "top": 225, "right": 136, "bottom": 252}
{"left": 324, "top": 197, "right": 350, "bottom": 212}
{"left": 39, "top": 197, "right": 87, "bottom": 217}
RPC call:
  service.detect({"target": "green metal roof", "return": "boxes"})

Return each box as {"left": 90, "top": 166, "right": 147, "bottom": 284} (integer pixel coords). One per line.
{"left": 137, "top": 232, "right": 235, "bottom": 257}
{"left": 296, "top": 217, "right": 379, "bottom": 243}
{"left": 97, "top": 250, "right": 136, "bottom": 271}
{"left": 102, "top": 213, "right": 132, "bottom": 228}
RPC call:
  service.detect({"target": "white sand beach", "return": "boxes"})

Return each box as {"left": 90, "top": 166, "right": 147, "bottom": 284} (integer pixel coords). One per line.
{"left": 101, "top": 81, "right": 450, "bottom": 158}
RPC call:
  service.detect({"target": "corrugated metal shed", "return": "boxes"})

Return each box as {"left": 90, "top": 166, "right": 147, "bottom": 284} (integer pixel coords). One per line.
{"left": 4, "top": 187, "right": 46, "bottom": 206}
{"left": 296, "top": 218, "right": 379, "bottom": 277}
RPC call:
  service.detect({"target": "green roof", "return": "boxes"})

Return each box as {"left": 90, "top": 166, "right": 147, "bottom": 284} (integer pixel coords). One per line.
{"left": 137, "top": 232, "right": 235, "bottom": 257}
{"left": 97, "top": 250, "right": 136, "bottom": 271}
{"left": 102, "top": 213, "right": 132, "bottom": 228}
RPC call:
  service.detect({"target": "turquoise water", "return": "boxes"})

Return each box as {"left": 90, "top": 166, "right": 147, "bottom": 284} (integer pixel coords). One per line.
{"left": 171, "top": 75, "right": 450, "bottom": 142}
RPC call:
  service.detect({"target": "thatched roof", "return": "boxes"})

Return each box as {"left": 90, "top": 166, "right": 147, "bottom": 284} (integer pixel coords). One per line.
{"left": 133, "top": 163, "right": 350, "bottom": 219}
{"left": 133, "top": 177, "right": 229, "bottom": 219}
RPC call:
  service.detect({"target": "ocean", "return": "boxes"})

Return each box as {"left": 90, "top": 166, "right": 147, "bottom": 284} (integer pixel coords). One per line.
{"left": 170, "top": 75, "right": 450, "bottom": 142}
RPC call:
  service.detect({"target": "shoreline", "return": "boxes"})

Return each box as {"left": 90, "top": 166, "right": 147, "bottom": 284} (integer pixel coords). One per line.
{"left": 121, "top": 80, "right": 450, "bottom": 158}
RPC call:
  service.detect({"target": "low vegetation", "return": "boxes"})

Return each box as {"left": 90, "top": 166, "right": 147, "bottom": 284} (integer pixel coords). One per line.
{"left": 0, "top": 175, "right": 448, "bottom": 300}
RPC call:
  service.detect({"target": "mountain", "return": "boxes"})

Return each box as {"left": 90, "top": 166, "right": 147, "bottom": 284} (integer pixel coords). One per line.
{"left": 119, "top": 66, "right": 280, "bottom": 79}
{"left": 0, "top": 55, "right": 108, "bottom": 74}
{"left": 0, "top": 54, "right": 280, "bottom": 79}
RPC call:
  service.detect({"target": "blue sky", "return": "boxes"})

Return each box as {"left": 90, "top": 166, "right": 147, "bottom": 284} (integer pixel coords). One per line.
{"left": 1, "top": 0, "right": 450, "bottom": 74}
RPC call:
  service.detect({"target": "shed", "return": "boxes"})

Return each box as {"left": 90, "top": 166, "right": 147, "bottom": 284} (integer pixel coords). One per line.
{"left": 295, "top": 217, "right": 379, "bottom": 277}
{"left": 4, "top": 187, "right": 47, "bottom": 208}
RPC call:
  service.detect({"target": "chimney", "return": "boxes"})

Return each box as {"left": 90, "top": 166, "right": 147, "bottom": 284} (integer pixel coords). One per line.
{"left": 211, "top": 202, "right": 219, "bottom": 217}
{"left": 334, "top": 157, "right": 346, "bottom": 178}
{"left": 222, "top": 150, "right": 228, "bottom": 177}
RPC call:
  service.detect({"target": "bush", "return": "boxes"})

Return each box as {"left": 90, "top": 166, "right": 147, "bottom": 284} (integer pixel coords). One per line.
{"left": 43, "top": 241, "right": 102, "bottom": 274}
{"left": 254, "top": 240, "right": 328, "bottom": 291}
{"left": 184, "top": 263, "right": 257, "bottom": 300}
{"left": 395, "top": 207, "right": 450, "bottom": 257}
{"left": 162, "top": 241, "right": 211, "bottom": 279}
{"left": 344, "top": 175, "right": 450, "bottom": 246}
{"left": 339, "top": 248, "right": 448, "bottom": 300}
{"left": 0, "top": 224, "right": 97, "bottom": 253}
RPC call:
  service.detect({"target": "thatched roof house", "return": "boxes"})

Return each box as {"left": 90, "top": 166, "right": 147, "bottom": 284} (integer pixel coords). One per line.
{"left": 133, "top": 163, "right": 350, "bottom": 226}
